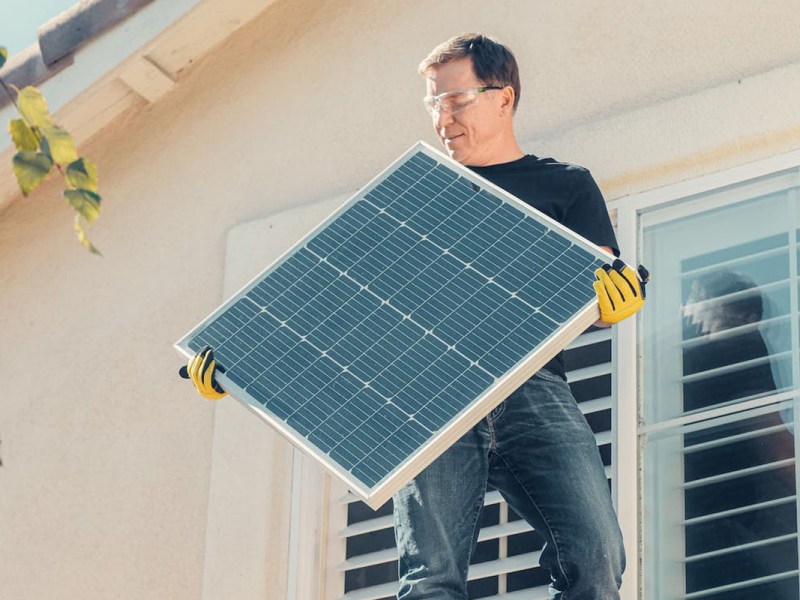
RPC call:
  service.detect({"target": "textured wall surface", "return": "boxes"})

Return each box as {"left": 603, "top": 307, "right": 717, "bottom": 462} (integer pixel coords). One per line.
{"left": 1, "top": 0, "right": 799, "bottom": 598}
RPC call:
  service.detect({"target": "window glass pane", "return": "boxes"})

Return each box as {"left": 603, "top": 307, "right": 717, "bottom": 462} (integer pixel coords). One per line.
{"left": 640, "top": 170, "right": 800, "bottom": 600}
{"left": 643, "top": 402, "right": 798, "bottom": 598}
{"left": 642, "top": 184, "right": 799, "bottom": 423}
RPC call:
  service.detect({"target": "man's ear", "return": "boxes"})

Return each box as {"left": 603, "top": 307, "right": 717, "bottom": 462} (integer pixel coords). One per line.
{"left": 500, "top": 86, "right": 515, "bottom": 114}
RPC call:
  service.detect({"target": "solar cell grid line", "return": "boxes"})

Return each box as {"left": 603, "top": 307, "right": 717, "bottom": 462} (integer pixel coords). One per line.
{"left": 175, "top": 141, "right": 618, "bottom": 508}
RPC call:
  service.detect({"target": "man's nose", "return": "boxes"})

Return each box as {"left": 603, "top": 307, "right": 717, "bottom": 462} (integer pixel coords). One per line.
{"left": 433, "top": 108, "right": 454, "bottom": 129}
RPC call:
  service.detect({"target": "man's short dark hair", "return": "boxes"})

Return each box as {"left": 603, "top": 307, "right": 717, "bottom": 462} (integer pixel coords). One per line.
{"left": 419, "top": 33, "right": 521, "bottom": 111}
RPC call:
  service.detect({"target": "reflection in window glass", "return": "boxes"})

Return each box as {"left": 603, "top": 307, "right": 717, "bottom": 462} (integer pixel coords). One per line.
{"left": 642, "top": 187, "right": 797, "bottom": 423}
{"left": 681, "top": 257, "right": 780, "bottom": 413}
{"left": 641, "top": 172, "right": 800, "bottom": 598}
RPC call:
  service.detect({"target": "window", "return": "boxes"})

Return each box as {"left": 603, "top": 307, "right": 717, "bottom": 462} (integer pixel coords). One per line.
{"left": 639, "top": 165, "right": 800, "bottom": 598}
{"left": 327, "top": 327, "right": 618, "bottom": 599}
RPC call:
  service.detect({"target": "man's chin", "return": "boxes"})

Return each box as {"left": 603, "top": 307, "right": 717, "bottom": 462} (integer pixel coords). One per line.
{"left": 443, "top": 146, "right": 469, "bottom": 165}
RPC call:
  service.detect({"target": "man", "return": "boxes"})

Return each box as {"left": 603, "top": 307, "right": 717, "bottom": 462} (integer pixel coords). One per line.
{"left": 388, "top": 33, "right": 640, "bottom": 600}
{"left": 184, "top": 32, "right": 646, "bottom": 600}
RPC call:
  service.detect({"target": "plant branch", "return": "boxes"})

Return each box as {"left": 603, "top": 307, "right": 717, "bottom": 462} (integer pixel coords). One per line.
{"left": 0, "top": 76, "right": 19, "bottom": 110}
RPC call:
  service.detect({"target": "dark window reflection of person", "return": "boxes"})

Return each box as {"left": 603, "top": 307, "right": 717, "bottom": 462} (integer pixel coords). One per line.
{"left": 682, "top": 270, "right": 776, "bottom": 411}
{"left": 681, "top": 271, "right": 796, "bottom": 593}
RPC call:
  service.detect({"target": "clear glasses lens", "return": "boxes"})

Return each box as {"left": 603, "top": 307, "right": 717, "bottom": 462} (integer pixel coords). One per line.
{"left": 423, "top": 89, "right": 481, "bottom": 116}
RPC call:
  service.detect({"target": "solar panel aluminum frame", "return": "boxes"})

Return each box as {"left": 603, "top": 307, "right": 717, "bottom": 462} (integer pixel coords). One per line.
{"left": 175, "top": 140, "right": 616, "bottom": 509}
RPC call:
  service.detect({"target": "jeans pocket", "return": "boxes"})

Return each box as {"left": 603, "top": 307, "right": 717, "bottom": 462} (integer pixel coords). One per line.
{"left": 532, "top": 367, "right": 565, "bottom": 383}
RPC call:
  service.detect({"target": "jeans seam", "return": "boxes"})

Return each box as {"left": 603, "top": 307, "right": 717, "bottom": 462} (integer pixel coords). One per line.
{"left": 464, "top": 485, "right": 488, "bottom": 587}
{"left": 486, "top": 415, "right": 497, "bottom": 452}
{"left": 496, "top": 452, "right": 572, "bottom": 595}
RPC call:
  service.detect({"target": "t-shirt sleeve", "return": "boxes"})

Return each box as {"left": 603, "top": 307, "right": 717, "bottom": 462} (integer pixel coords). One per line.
{"left": 562, "top": 169, "right": 620, "bottom": 257}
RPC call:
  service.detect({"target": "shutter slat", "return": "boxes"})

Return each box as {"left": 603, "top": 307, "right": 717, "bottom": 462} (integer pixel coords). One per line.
{"left": 683, "top": 569, "right": 800, "bottom": 599}
{"left": 596, "top": 430, "right": 612, "bottom": 446}
{"left": 478, "top": 519, "right": 533, "bottom": 542}
{"left": 567, "top": 362, "right": 611, "bottom": 383}
{"left": 681, "top": 311, "right": 790, "bottom": 350}
{"left": 682, "top": 458, "right": 794, "bottom": 489}
{"left": 339, "top": 514, "right": 394, "bottom": 537}
{"left": 579, "top": 395, "right": 612, "bottom": 415}
{"left": 684, "top": 423, "right": 794, "bottom": 453}
{"left": 337, "top": 547, "right": 396, "bottom": 571}
{"left": 467, "top": 550, "right": 542, "bottom": 579}
{"left": 681, "top": 350, "right": 790, "bottom": 384}
{"left": 685, "top": 532, "right": 798, "bottom": 562}
{"left": 484, "top": 587, "right": 550, "bottom": 599}
{"left": 566, "top": 327, "right": 612, "bottom": 349}
{"left": 680, "top": 245, "right": 788, "bottom": 279}
{"left": 339, "top": 579, "right": 397, "bottom": 600}
{"left": 684, "top": 495, "right": 796, "bottom": 525}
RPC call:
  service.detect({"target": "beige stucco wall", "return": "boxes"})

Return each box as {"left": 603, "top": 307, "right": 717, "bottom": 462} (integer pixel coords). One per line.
{"left": 1, "top": 1, "right": 800, "bottom": 598}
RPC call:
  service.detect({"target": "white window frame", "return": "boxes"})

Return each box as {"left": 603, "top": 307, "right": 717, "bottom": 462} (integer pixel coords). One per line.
{"left": 608, "top": 148, "right": 800, "bottom": 600}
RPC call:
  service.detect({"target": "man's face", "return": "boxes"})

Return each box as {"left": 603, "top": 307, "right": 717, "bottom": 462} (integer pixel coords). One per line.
{"left": 425, "top": 58, "right": 507, "bottom": 166}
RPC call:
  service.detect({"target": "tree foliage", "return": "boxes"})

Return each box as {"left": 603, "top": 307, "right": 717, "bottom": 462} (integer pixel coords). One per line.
{"left": 1, "top": 45, "right": 102, "bottom": 254}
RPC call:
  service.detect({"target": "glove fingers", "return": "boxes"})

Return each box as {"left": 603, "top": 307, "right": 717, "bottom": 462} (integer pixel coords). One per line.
{"left": 188, "top": 347, "right": 212, "bottom": 391}
{"left": 182, "top": 347, "right": 226, "bottom": 400}
{"left": 199, "top": 349, "right": 212, "bottom": 379}
{"left": 594, "top": 261, "right": 649, "bottom": 324}
{"left": 618, "top": 265, "right": 642, "bottom": 298}
{"left": 187, "top": 352, "right": 202, "bottom": 385}
{"left": 608, "top": 269, "right": 634, "bottom": 301}
{"left": 199, "top": 350, "right": 216, "bottom": 394}
{"left": 203, "top": 350, "right": 226, "bottom": 393}
{"left": 597, "top": 268, "right": 624, "bottom": 306}
{"left": 593, "top": 280, "right": 614, "bottom": 314}
{"left": 203, "top": 359, "right": 217, "bottom": 392}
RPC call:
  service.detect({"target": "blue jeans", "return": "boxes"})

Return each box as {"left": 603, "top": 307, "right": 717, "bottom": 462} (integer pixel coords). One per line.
{"left": 393, "top": 368, "right": 625, "bottom": 599}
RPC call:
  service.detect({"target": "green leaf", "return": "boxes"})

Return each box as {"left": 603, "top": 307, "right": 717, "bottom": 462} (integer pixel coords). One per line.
{"left": 64, "top": 189, "right": 101, "bottom": 224}
{"left": 17, "top": 86, "right": 53, "bottom": 129}
{"left": 0, "top": 47, "right": 7, "bottom": 70}
{"left": 65, "top": 158, "right": 98, "bottom": 193}
{"left": 38, "top": 132, "right": 52, "bottom": 160}
{"left": 12, "top": 150, "right": 53, "bottom": 196}
{"left": 42, "top": 125, "right": 78, "bottom": 165}
{"left": 9, "top": 119, "right": 39, "bottom": 151}
{"left": 73, "top": 215, "right": 102, "bottom": 256}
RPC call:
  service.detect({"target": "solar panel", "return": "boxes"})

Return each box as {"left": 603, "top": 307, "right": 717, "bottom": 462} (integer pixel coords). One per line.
{"left": 175, "top": 141, "right": 612, "bottom": 509}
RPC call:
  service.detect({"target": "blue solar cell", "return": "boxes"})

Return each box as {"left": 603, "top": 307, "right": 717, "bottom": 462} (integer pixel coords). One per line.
{"left": 328, "top": 298, "right": 395, "bottom": 366}
{"left": 369, "top": 239, "right": 440, "bottom": 299}
{"left": 177, "top": 146, "right": 607, "bottom": 499}
{"left": 306, "top": 202, "right": 379, "bottom": 259}
{"left": 391, "top": 252, "right": 463, "bottom": 315}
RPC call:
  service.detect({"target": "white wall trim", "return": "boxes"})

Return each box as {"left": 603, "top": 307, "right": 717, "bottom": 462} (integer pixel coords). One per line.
{"left": 607, "top": 149, "right": 800, "bottom": 212}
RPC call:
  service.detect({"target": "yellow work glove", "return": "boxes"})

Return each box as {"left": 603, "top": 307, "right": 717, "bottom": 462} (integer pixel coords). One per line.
{"left": 593, "top": 259, "right": 650, "bottom": 324}
{"left": 178, "top": 346, "right": 227, "bottom": 400}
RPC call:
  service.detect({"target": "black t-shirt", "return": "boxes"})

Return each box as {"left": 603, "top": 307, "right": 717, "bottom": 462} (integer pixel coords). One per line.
{"left": 470, "top": 154, "right": 619, "bottom": 380}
